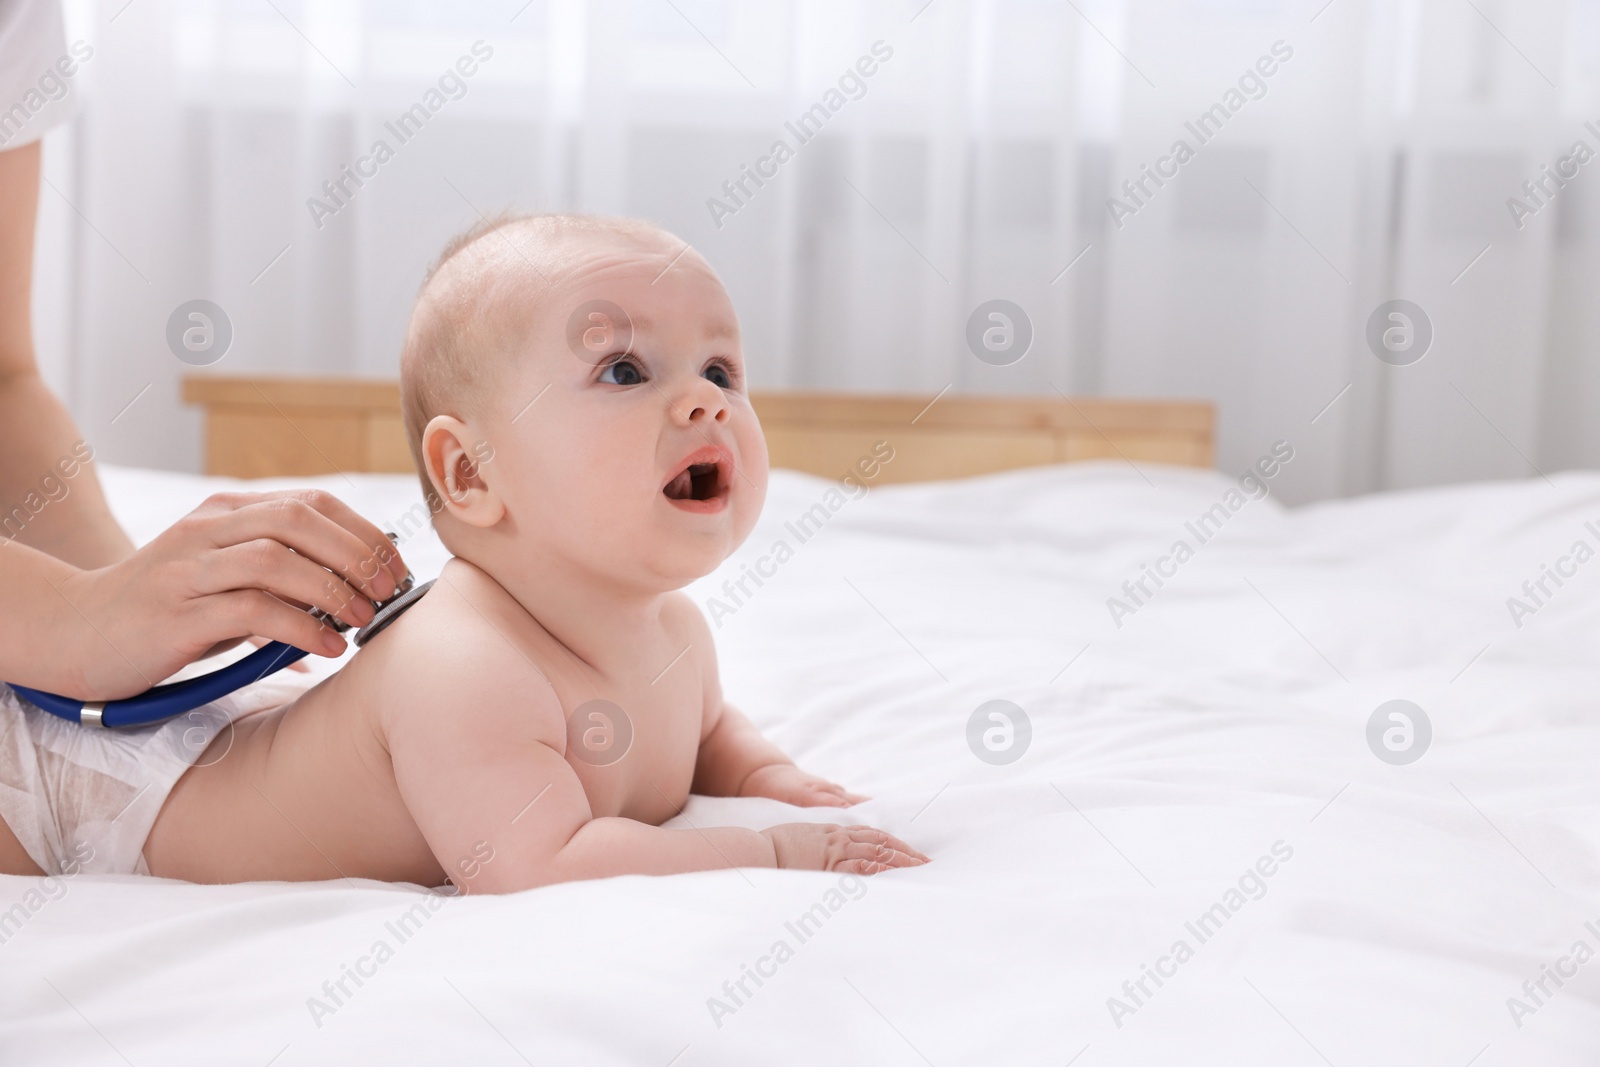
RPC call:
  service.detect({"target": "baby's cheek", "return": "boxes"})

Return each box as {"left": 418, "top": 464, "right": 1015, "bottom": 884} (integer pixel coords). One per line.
{"left": 737, "top": 424, "right": 770, "bottom": 488}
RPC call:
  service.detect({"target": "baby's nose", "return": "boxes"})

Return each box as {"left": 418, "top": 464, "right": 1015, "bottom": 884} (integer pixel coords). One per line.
{"left": 674, "top": 380, "right": 730, "bottom": 424}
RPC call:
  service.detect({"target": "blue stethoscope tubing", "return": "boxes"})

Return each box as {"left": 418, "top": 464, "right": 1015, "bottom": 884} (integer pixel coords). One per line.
{"left": 8, "top": 641, "right": 311, "bottom": 729}
{"left": 6, "top": 576, "right": 433, "bottom": 730}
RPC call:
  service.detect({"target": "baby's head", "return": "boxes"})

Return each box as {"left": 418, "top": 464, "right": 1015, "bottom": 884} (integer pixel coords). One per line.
{"left": 400, "top": 213, "right": 768, "bottom": 592}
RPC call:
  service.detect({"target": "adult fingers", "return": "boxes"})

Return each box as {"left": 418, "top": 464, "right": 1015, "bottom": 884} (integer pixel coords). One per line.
{"left": 246, "top": 635, "right": 312, "bottom": 671}
{"left": 197, "top": 539, "right": 375, "bottom": 629}
{"left": 196, "top": 635, "right": 313, "bottom": 670}
{"left": 226, "top": 489, "right": 409, "bottom": 586}
{"left": 204, "top": 493, "right": 401, "bottom": 601}
{"left": 196, "top": 590, "right": 348, "bottom": 659}
{"left": 276, "top": 489, "right": 411, "bottom": 586}
{"left": 197, "top": 635, "right": 250, "bottom": 660}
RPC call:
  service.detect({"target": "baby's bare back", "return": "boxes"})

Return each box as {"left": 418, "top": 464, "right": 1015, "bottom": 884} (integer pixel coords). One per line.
{"left": 143, "top": 559, "right": 708, "bottom": 889}
{"left": 142, "top": 658, "right": 447, "bottom": 886}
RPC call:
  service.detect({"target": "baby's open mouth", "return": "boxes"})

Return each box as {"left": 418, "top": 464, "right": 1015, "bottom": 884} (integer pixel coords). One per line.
{"left": 662, "top": 447, "right": 731, "bottom": 510}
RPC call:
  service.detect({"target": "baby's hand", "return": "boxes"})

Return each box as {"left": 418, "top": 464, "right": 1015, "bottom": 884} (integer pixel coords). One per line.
{"left": 761, "top": 823, "right": 930, "bottom": 875}
{"left": 740, "top": 763, "right": 869, "bottom": 807}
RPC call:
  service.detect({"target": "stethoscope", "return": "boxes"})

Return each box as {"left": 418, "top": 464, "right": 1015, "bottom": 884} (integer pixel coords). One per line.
{"left": 6, "top": 565, "right": 434, "bottom": 730}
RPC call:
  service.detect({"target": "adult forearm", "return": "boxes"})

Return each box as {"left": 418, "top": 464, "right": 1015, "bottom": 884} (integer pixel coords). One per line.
{"left": 0, "top": 368, "right": 133, "bottom": 569}
{"left": 0, "top": 536, "right": 93, "bottom": 693}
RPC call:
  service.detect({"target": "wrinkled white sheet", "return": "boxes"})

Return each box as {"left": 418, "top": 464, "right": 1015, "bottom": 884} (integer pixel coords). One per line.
{"left": 2, "top": 460, "right": 1598, "bottom": 1065}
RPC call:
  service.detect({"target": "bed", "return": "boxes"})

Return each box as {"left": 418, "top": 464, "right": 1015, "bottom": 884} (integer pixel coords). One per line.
{"left": 3, "top": 387, "right": 1598, "bottom": 1065}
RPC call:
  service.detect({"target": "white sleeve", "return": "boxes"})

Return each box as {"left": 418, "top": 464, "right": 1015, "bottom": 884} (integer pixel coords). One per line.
{"left": 0, "top": 1, "right": 84, "bottom": 151}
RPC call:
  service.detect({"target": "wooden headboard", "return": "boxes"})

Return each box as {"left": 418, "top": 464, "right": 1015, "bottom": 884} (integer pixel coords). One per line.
{"left": 181, "top": 376, "right": 1214, "bottom": 482}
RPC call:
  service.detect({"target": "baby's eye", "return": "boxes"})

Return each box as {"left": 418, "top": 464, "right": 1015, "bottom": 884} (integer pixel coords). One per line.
{"left": 598, "top": 358, "right": 645, "bottom": 386}
{"left": 703, "top": 361, "right": 734, "bottom": 389}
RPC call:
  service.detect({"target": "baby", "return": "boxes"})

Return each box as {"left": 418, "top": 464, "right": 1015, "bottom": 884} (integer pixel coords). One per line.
{"left": 120, "top": 214, "right": 929, "bottom": 892}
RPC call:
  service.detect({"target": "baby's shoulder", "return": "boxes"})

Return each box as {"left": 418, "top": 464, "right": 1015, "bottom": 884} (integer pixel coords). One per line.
{"left": 361, "top": 560, "right": 563, "bottom": 744}
{"left": 658, "top": 591, "right": 725, "bottom": 713}
{"left": 660, "top": 589, "right": 710, "bottom": 639}
{"left": 660, "top": 590, "right": 720, "bottom": 668}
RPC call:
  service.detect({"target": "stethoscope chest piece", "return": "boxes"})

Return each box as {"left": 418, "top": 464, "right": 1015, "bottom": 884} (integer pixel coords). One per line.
{"left": 354, "top": 578, "right": 435, "bottom": 648}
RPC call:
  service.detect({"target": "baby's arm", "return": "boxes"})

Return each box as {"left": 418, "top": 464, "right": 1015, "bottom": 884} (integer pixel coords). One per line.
{"left": 381, "top": 609, "right": 920, "bottom": 892}
{"left": 385, "top": 635, "right": 765, "bottom": 891}
{"left": 682, "top": 599, "right": 868, "bottom": 808}
{"left": 694, "top": 703, "right": 868, "bottom": 807}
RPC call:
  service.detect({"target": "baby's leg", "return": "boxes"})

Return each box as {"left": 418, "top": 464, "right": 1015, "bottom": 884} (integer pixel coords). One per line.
{"left": 0, "top": 813, "right": 44, "bottom": 876}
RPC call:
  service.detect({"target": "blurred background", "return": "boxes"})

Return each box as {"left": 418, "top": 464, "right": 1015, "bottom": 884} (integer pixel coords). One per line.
{"left": 21, "top": 0, "right": 1600, "bottom": 503}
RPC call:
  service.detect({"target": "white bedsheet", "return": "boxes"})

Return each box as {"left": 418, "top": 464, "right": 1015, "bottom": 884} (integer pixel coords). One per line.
{"left": 4, "top": 460, "right": 1599, "bottom": 1065}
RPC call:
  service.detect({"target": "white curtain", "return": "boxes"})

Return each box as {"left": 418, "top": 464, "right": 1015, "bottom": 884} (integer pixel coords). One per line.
{"left": 28, "top": 0, "right": 1600, "bottom": 503}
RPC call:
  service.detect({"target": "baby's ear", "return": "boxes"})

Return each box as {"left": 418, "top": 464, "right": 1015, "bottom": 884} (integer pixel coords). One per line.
{"left": 422, "top": 415, "right": 504, "bottom": 528}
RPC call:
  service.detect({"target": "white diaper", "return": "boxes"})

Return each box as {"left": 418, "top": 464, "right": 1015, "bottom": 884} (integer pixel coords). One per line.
{"left": 0, "top": 673, "right": 311, "bottom": 876}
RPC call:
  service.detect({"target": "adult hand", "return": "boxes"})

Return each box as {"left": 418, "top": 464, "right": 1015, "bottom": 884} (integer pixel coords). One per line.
{"left": 51, "top": 489, "right": 409, "bottom": 700}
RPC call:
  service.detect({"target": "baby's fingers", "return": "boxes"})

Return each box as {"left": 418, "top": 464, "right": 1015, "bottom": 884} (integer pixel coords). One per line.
{"left": 845, "top": 826, "right": 931, "bottom": 864}
{"left": 824, "top": 782, "right": 871, "bottom": 805}
{"left": 818, "top": 783, "right": 872, "bottom": 807}
{"left": 800, "top": 783, "right": 852, "bottom": 807}
{"left": 842, "top": 859, "right": 893, "bottom": 875}
{"left": 839, "top": 840, "right": 923, "bottom": 870}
